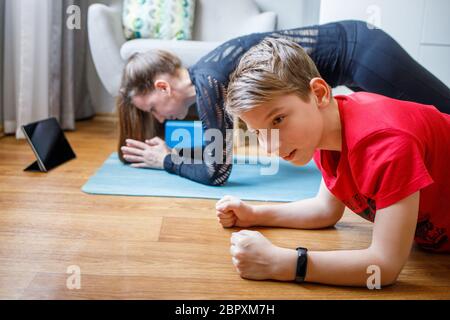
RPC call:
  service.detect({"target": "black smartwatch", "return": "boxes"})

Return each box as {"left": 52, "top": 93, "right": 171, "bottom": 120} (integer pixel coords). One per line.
{"left": 295, "top": 247, "right": 308, "bottom": 283}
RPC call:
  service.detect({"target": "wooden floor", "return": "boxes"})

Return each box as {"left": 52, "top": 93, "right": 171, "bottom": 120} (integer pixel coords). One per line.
{"left": 0, "top": 116, "right": 449, "bottom": 300}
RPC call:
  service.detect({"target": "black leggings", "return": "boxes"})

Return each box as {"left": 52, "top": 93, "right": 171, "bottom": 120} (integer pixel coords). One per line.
{"left": 336, "top": 20, "right": 450, "bottom": 114}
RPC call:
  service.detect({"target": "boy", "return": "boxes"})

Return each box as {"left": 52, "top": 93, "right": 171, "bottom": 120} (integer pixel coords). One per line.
{"left": 216, "top": 38, "right": 450, "bottom": 287}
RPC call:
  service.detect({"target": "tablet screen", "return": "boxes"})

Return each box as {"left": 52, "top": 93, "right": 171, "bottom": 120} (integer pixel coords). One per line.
{"left": 22, "top": 117, "right": 76, "bottom": 171}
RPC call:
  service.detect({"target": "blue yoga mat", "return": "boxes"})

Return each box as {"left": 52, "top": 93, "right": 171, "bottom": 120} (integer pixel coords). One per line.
{"left": 82, "top": 153, "right": 322, "bottom": 202}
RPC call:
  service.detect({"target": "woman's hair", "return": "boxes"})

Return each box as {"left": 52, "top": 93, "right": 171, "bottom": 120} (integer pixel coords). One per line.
{"left": 225, "top": 37, "right": 322, "bottom": 116}
{"left": 116, "top": 50, "right": 182, "bottom": 163}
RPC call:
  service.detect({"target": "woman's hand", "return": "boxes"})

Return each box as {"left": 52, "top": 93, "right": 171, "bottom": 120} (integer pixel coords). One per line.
{"left": 121, "top": 137, "right": 172, "bottom": 169}
{"left": 216, "top": 195, "right": 258, "bottom": 228}
{"left": 230, "top": 230, "right": 297, "bottom": 281}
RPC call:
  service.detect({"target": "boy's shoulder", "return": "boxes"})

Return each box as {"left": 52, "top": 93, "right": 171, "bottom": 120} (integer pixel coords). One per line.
{"left": 339, "top": 91, "right": 439, "bottom": 114}
{"left": 336, "top": 92, "right": 447, "bottom": 152}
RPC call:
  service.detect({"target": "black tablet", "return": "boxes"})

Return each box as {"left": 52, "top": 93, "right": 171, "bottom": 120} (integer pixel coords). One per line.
{"left": 21, "top": 117, "right": 76, "bottom": 172}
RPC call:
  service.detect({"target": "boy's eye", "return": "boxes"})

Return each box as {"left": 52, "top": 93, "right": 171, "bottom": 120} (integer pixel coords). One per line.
{"left": 272, "top": 116, "right": 285, "bottom": 126}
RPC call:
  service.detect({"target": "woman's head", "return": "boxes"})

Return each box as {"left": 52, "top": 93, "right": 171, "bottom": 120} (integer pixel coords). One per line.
{"left": 117, "top": 50, "right": 189, "bottom": 163}
{"left": 119, "top": 50, "right": 190, "bottom": 122}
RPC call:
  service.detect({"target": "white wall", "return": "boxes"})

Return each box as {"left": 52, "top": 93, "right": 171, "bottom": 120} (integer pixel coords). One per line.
{"left": 319, "top": 0, "right": 450, "bottom": 87}
{"left": 255, "top": 0, "right": 321, "bottom": 29}
{"left": 419, "top": 0, "right": 450, "bottom": 88}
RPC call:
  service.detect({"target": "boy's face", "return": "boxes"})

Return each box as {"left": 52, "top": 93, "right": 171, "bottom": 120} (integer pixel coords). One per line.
{"left": 239, "top": 93, "right": 324, "bottom": 166}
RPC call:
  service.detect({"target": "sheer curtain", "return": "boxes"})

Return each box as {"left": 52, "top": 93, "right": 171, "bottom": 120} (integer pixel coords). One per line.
{"left": 1, "top": 0, "right": 93, "bottom": 139}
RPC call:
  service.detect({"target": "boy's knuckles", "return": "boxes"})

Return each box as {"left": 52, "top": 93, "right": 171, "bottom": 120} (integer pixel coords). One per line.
{"left": 234, "top": 250, "right": 245, "bottom": 260}
{"left": 223, "top": 219, "right": 235, "bottom": 226}
{"left": 236, "top": 238, "right": 249, "bottom": 247}
{"left": 221, "top": 213, "right": 235, "bottom": 219}
{"left": 221, "top": 221, "right": 233, "bottom": 228}
{"left": 216, "top": 210, "right": 225, "bottom": 216}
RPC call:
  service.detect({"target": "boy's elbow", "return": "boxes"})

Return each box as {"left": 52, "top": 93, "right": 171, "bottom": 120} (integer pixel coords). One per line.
{"left": 314, "top": 199, "right": 345, "bottom": 229}
{"left": 317, "top": 217, "right": 339, "bottom": 229}
{"left": 380, "top": 267, "right": 401, "bottom": 286}
{"left": 368, "top": 249, "right": 404, "bottom": 286}
{"left": 321, "top": 207, "right": 345, "bottom": 228}
{"left": 325, "top": 213, "right": 343, "bottom": 228}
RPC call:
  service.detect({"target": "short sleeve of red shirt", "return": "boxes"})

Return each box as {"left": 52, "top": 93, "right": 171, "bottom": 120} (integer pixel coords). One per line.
{"left": 348, "top": 130, "right": 434, "bottom": 210}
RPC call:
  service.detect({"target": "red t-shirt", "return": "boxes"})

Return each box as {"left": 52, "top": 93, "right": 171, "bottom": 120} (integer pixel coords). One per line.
{"left": 313, "top": 92, "right": 450, "bottom": 252}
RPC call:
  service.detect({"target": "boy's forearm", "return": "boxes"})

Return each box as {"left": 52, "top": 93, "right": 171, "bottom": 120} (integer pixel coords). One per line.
{"left": 253, "top": 197, "right": 338, "bottom": 229}
{"left": 275, "top": 247, "right": 399, "bottom": 287}
{"left": 275, "top": 194, "right": 418, "bottom": 287}
{"left": 305, "top": 248, "right": 398, "bottom": 287}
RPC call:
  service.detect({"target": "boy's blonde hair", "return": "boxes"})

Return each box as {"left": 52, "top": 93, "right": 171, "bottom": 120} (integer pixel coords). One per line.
{"left": 225, "top": 37, "right": 322, "bottom": 116}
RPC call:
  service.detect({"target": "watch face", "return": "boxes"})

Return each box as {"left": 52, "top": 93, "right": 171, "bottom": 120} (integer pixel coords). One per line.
{"left": 22, "top": 117, "right": 76, "bottom": 171}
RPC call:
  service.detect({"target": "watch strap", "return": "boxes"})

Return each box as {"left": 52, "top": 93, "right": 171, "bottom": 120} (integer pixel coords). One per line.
{"left": 295, "top": 247, "right": 308, "bottom": 283}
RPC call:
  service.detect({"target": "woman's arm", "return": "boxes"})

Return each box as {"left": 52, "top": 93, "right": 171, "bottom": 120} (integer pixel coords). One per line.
{"left": 163, "top": 72, "right": 234, "bottom": 186}
{"left": 163, "top": 143, "right": 233, "bottom": 186}
{"left": 121, "top": 134, "right": 233, "bottom": 186}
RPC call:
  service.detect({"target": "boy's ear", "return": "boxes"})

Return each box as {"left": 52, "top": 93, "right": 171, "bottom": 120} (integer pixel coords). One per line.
{"left": 309, "top": 78, "right": 331, "bottom": 107}
{"left": 154, "top": 80, "right": 171, "bottom": 94}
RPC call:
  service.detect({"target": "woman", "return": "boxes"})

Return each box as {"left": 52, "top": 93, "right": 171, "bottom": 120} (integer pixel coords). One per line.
{"left": 117, "top": 20, "right": 450, "bottom": 186}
